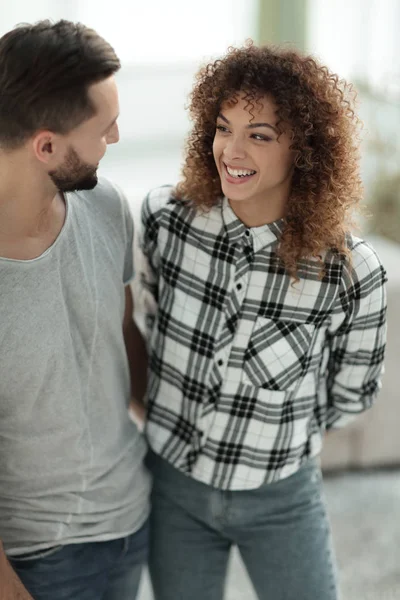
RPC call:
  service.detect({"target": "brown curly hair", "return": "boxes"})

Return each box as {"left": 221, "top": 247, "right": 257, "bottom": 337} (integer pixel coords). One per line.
{"left": 176, "top": 42, "right": 363, "bottom": 279}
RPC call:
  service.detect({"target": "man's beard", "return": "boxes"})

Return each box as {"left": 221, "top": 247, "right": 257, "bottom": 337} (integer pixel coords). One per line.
{"left": 49, "top": 146, "right": 99, "bottom": 192}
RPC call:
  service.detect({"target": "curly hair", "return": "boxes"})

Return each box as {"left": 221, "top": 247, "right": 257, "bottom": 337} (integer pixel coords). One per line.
{"left": 176, "top": 42, "right": 363, "bottom": 279}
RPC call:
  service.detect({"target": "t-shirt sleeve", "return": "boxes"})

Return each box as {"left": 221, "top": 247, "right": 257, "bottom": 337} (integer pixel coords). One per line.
{"left": 117, "top": 186, "right": 135, "bottom": 286}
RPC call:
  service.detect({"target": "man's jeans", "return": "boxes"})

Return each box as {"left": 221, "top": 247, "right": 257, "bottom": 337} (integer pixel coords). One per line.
{"left": 9, "top": 521, "right": 148, "bottom": 600}
{"left": 147, "top": 451, "right": 339, "bottom": 600}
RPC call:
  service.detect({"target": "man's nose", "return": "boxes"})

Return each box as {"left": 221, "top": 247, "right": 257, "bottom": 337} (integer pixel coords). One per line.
{"left": 107, "top": 123, "right": 120, "bottom": 145}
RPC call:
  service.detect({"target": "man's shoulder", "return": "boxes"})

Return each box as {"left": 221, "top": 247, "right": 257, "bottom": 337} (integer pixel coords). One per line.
{"left": 69, "top": 177, "right": 132, "bottom": 236}
{"left": 72, "top": 176, "right": 126, "bottom": 210}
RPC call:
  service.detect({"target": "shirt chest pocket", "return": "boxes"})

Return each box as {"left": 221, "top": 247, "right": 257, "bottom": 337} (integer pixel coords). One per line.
{"left": 242, "top": 317, "right": 316, "bottom": 392}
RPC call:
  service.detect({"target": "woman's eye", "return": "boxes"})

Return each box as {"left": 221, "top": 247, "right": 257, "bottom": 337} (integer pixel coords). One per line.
{"left": 252, "top": 134, "right": 273, "bottom": 142}
{"left": 216, "top": 124, "right": 229, "bottom": 133}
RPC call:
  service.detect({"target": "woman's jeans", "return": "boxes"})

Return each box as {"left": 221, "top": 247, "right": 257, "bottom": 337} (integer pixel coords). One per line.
{"left": 147, "top": 452, "right": 338, "bottom": 600}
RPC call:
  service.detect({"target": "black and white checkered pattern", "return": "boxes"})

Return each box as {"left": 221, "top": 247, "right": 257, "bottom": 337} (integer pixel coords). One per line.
{"left": 137, "top": 186, "right": 387, "bottom": 490}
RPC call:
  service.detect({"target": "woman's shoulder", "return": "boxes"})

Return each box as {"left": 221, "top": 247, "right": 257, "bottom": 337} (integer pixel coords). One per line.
{"left": 142, "top": 185, "right": 195, "bottom": 220}
{"left": 346, "top": 234, "right": 386, "bottom": 278}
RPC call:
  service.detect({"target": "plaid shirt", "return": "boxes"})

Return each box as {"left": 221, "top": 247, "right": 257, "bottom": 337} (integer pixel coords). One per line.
{"left": 137, "top": 185, "right": 387, "bottom": 490}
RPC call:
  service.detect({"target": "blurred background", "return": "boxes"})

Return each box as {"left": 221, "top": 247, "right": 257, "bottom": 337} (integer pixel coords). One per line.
{"left": 1, "top": 1, "right": 399, "bottom": 598}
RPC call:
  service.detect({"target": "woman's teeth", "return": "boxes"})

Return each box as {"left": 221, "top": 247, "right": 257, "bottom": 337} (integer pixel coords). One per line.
{"left": 226, "top": 166, "right": 256, "bottom": 178}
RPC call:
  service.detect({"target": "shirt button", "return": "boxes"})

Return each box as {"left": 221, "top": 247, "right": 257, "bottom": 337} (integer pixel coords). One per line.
{"left": 217, "top": 359, "right": 224, "bottom": 367}
{"left": 245, "top": 229, "right": 251, "bottom": 237}
{"left": 236, "top": 283, "right": 242, "bottom": 291}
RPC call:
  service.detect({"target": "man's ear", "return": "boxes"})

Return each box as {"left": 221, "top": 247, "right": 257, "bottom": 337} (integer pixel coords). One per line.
{"left": 31, "top": 131, "right": 62, "bottom": 165}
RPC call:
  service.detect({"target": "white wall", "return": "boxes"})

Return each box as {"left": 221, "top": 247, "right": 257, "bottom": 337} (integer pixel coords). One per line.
{"left": 307, "top": 0, "right": 400, "bottom": 96}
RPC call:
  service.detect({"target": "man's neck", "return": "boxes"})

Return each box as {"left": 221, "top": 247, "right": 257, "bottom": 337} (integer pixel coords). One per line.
{"left": 0, "top": 192, "right": 62, "bottom": 237}
{"left": 0, "top": 178, "right": 61, "bottom": 238}
{"left": 0, "top": 165, "right": 67, "bottom": 260}
{"left": 0, "top": 195, "right": 66, "bottom": 260}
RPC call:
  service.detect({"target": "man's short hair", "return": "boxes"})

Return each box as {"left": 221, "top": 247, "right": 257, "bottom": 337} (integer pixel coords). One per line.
{"left": 0, "top": 19, "right": 121, "bottom": 149}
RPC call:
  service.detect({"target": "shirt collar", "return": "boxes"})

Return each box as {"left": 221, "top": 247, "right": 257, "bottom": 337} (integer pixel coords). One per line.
{"left": 221, "top": 197, "right": 285, "bottom": 251}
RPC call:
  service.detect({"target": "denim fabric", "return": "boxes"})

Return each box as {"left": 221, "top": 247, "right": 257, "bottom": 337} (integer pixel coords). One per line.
{"left": 147, "top": 451, "right": 338, "bottom": 600}
{"left": 10, "top": 521, "right": 148, "bottom": 600}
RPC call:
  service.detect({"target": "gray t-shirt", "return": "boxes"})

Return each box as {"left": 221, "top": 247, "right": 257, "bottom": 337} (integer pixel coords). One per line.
{"left": 0, "top": 177, "right": 151, "bottom": 556}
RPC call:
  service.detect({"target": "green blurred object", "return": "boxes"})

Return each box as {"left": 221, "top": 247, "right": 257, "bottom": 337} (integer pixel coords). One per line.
{"left": 367, "top": 170, "right": 400, "bottom": 245}
{"left": 257, "top": 0, "right": 308, "bottom": 51}
{"left": 356, "top": 81, "right": 400, "bottom": 244}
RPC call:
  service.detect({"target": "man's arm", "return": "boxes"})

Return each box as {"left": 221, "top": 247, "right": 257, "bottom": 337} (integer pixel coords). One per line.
{"left": 0, "top": 541, "right": 34, "bottom": 599}
{"left": 123, "top": 285, "right": 148, "bottom": 422}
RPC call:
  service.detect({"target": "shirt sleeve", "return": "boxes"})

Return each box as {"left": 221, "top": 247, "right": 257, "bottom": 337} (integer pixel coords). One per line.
{"left": 135, "top": 188, "right": 165, "bottom": 341}
{"left": 325, "top": 241, "right": 388, "bottom": 429}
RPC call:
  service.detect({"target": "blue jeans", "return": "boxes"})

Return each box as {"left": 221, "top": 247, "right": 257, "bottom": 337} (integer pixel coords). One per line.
{"left": 147, "top": 452, "right": 339, "bottom": 600}
{"left": 9, "top": 521, "right": 148, "bottom": 600}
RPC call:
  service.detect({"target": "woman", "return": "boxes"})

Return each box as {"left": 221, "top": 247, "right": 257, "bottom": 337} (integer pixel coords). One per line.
{"left": 137, "top": 43, "right": 387, "bottom": 599}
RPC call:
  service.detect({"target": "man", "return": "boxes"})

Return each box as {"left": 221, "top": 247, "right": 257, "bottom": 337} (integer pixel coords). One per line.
{"left": 0, "top": 20, "right": 150, "bottom": 600}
